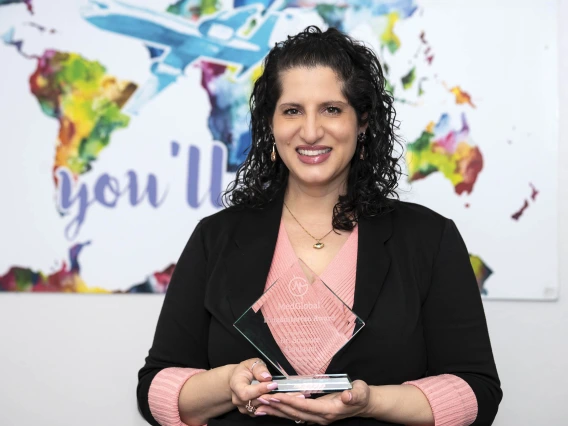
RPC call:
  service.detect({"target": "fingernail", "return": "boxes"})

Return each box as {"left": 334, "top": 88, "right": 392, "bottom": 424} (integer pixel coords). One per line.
{"left": 267, "top": 382, "right": 278, "bottom": 390}
{"left": 296, "top": 394, "right": 305, "bottom": 398}
{"left": 261, "top": 372, "right": 272, "bottom": 379}
{"left": 255, "top": 411, "right": 267, "bottom": 416}
{"left": 258, "top": 397, "right": 270, "bottom": 405}
{"left": 270, "top": 397, "right": 280, "bottom": 402}
{"left": 348, "top": 392, "right": 353, "bottom": 401}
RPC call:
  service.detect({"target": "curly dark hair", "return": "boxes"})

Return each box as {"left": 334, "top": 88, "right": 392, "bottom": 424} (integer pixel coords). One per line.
{"left": 222, "top": 25, "right": 402, "bottom": 231}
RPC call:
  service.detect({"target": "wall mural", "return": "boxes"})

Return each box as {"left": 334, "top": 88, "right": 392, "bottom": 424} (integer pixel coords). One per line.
{"left": 0, "top": 0, "right": 558, "bottom": 299}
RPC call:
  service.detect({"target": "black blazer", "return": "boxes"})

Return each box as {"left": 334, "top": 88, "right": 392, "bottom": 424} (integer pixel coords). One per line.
{"left": 137, "top": 189, "right": 502, "bottom": 426}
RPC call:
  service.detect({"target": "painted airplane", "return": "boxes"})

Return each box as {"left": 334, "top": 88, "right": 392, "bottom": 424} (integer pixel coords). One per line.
{"left": 80, "top": 0, "right": 281, "bottom": 113}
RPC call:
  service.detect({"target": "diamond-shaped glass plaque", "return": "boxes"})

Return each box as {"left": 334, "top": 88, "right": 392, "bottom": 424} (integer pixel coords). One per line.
{"left": 233, "top": 258, "right": 365, "bottom": 393}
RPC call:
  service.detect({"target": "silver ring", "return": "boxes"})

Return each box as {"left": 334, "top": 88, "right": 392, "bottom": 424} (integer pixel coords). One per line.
{"left": 246, "top": 400, "right": 257, "bottom": 413}
{"left": 250, "top": 359, "right": 264, "bottom": 371}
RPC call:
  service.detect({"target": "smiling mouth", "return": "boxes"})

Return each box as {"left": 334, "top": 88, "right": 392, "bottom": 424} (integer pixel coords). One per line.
{"left": 296, "top": 148, "right": 332, "bottom": 156}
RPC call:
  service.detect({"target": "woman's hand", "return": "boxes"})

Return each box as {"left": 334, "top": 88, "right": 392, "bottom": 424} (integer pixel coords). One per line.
{"left": 254, "top": 380, "right": 372, "bottom": 425}
{"left": 229, "top": 358, "right": 299, "bottom": 419}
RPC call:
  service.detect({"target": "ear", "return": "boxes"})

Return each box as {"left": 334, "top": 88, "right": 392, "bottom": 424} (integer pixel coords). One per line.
{"left": 359, "top": 112, "right": 369, "bottom": 134}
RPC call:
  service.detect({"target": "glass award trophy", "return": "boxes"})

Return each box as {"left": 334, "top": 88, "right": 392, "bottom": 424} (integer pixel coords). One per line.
{"left": 233, "top": 258, "right": 365, "bottom": 393}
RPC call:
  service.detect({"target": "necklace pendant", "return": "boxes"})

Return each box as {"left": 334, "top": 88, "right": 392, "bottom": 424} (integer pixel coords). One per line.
{"left": 313, "top": 242, "right": 324, "bottom": 249}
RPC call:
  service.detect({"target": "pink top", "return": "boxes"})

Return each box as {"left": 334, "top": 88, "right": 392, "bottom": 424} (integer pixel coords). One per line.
{"left": 148, "top": 222, "right": 478, "bottom": 426}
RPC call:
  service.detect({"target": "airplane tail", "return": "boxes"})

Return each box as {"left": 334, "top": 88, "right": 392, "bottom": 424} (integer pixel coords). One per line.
{"left": 230, "top": 12, "right": 279, "bottom": 78}
{"left": 247, "top": 13, "right": 279, "bottom": 48}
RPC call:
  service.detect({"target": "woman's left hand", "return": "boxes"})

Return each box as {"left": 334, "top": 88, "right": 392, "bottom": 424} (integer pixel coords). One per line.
{"left": 254, "top": 380, "right": 372, "bottom": 425}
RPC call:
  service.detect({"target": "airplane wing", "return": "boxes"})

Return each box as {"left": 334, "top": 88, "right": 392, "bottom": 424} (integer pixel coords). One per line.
{"left": 124, "top": 36, "right": 209, "bottom": 114}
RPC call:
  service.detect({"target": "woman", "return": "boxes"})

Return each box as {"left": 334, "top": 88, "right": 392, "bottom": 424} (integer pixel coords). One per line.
{"left": 137, "top": 26, "right": 502, "bottom": 426}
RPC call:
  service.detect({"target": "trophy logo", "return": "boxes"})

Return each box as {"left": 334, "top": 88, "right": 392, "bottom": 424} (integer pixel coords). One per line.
{"left": 288, "top": 276, "right": 308, "bottom": 297}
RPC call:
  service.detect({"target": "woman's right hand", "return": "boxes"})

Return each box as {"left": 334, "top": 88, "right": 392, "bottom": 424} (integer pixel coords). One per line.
{"left": 229, "top": 358, "right": 281, "bottom": 417}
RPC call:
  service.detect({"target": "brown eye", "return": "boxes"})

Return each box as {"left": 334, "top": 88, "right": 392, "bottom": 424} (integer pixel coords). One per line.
{"left": 326, "top": 106, "right": 341, "bottom": 114}
{"left": 284, "top": 108, "right": 299, "bottom": 115}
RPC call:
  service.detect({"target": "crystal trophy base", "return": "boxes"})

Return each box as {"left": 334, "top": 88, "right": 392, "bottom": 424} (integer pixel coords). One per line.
{"left": 252, "top": 373, "right": 352, "bottom": 394}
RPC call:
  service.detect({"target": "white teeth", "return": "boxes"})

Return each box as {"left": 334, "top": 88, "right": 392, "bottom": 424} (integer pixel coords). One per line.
{"left": 297, "top": 148, "right": 331, "bottom": 156}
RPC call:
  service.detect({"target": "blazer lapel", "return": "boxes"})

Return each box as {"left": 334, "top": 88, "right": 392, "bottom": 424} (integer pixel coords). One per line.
{"left": 226, "top": 188, "right": 285, "bottom": 322}
{"left": 326, "top": 209, "right": 393, "bottom": 374}
{"left": 224, "top": 187, "right": 298, "bottom": 375}
{"left": 352, "top": 210, "right": 393, "bottom": 323}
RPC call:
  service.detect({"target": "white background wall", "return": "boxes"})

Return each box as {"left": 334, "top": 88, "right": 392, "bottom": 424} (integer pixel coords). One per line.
{"left": 1, "top": 4, "right": 566, "bottom": 426}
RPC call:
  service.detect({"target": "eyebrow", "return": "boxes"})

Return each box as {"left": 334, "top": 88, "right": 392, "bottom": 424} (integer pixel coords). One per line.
{"left": 278, "top": 100, "right": 349, "bottom": 109}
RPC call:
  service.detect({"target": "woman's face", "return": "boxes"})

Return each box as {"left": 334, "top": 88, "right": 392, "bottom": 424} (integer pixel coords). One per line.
{"left": 272, "top": 66, "right": 366, "bottom": 193}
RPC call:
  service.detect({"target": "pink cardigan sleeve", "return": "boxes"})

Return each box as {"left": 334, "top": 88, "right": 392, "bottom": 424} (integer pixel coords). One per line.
{"left": 148, "top": 367, "right": 207, "bottom": 426}
{"left": 403, "top": 374, "right": 478, "bottom": 426}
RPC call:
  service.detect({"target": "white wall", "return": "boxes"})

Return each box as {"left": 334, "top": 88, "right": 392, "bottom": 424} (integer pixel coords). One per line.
{"left": 1, "top": 6, "right": 566, "bottom": 426}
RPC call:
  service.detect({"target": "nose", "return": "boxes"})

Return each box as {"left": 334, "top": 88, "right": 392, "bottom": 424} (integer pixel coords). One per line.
{"left": 299, "top": 112, "right": 324, "bottom": 144}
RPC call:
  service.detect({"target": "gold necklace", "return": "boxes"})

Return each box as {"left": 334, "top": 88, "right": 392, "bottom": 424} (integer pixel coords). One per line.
{"left": 283, "top": 202, "right": 334, "bottom": 249}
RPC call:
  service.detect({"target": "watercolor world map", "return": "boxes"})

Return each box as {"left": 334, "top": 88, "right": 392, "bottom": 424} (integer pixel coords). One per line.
{"left": 0, "top": 0, "right": 557, "bottom": 299}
